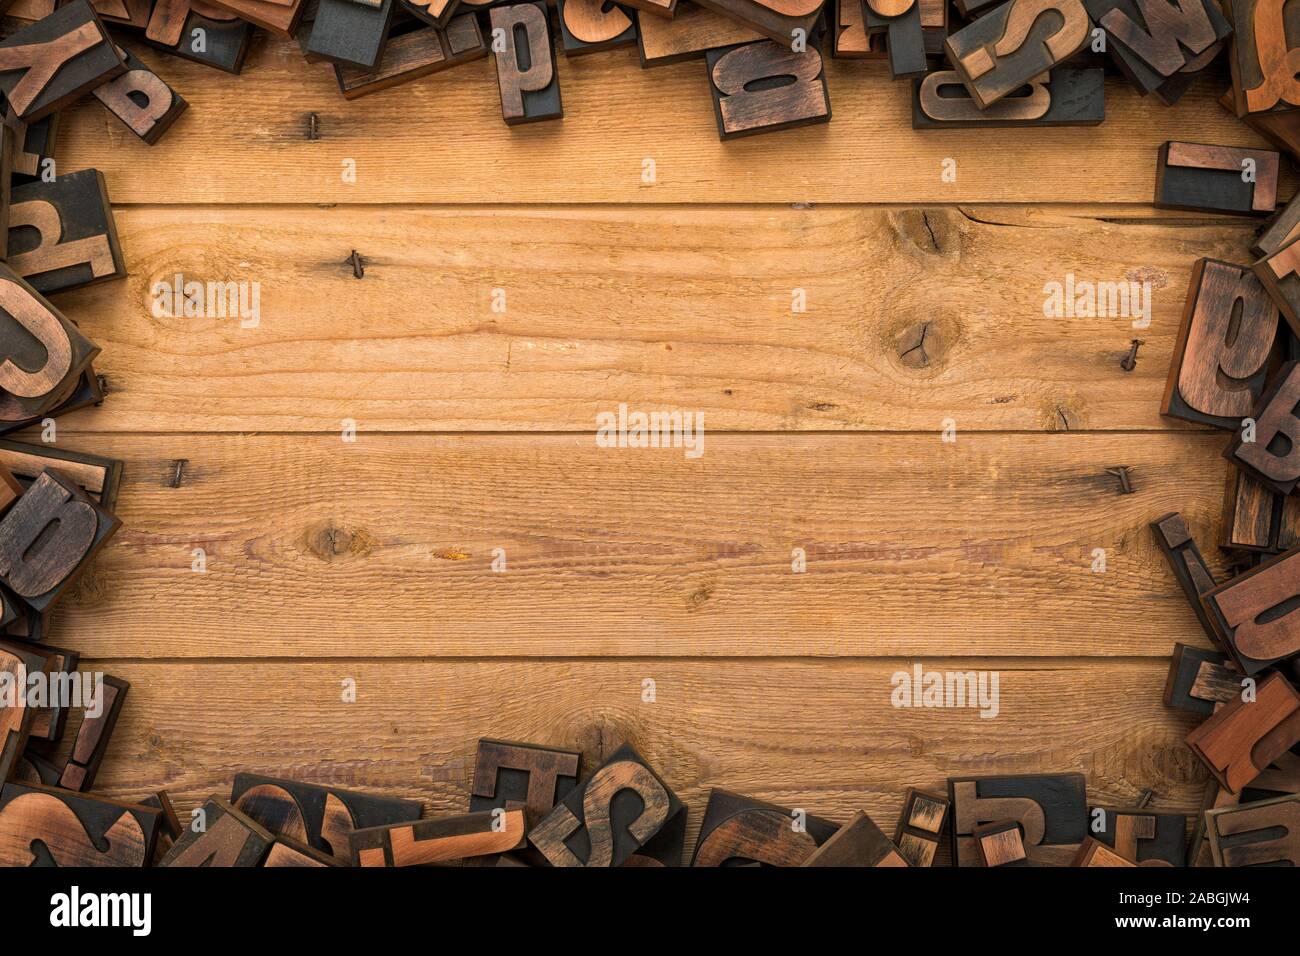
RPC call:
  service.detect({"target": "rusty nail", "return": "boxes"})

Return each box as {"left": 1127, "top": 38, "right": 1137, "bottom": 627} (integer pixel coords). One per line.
{"left": 348, "top": 250, "right": 364, "bottom": 279}
{"left": 1120, "top": 339, "right": 1144, "bottom": 372}
{"left": 307, "top": 113, "right": 320, "bottom": 141}
{"left": 168, "top": 459, "right": 189, "bottom": 488}
{"left": 1105, "top": 466, "right": 1134, "bottom": 495}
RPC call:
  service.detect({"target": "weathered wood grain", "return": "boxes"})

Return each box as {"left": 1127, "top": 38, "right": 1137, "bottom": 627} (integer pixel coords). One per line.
{"left": 49, "top": 204, "right": 1264, "bottom": 433}
{"left": 50, "top": 431, "right": 1229, "bottom": 658}
{"left": 51, "top": 37, "right": 1273, "bottom": 204}
{"left": 53, "top": 658, "right": 1208, "bottom": 858}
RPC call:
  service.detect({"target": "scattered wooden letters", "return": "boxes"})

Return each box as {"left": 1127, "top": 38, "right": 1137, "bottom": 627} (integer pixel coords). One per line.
{"left": 1224, "top": 362, "right": 1300, "bottom": 495}
{"left": 230, "top": 772, "right": 423, "bottom": 859}
{"left": 1089, "top": 807, "right": 1188, "bottom": 866}
{"left": 912, "top": 67, "right": 1105, "bottom": 128}
{"left": 1154, "top": 142, "right": 1280, "bottom": 215}
{"left": 530, "top": 743, "right": 682, "bottom": 867}
{"left": 1163, "top": 643, "right": 1240, "bottom": 715}
{"left": 0, "top": 468, "right": 120, "bottom": 613}
{"left": 801, "top": 809, "right": 908, "bottom": 866}
{"left": 706, "top": 37, "right": 830, "bottom": 139}
{"left": 1206, "top": 792, "right": 1300, "bottom": 865}
{"left": 949, "top": 773, "right": 1088, "bottom": 866}
{"left": 0, "top": 0, "right": 124, "bottom": 121}
{"left": 490, "top": 2, "right": 562, "bottom": 124}
{"left": 894, "top": 787, "right": 950, "bottom": 866}
{"left": 351, "top": 808, "right": 526, "bottom": 865}
{"left": 58, "top": 674, "right": 128, "bottom": 791}
{"left": 92, "top": 46, "right": 188, "bottom": 144}
{"left": 1161, "top": 258, "right": 1280, "bottom": 429}
{"left": 159, "top": 795, "right": 274, "bottom": 866}
{"left": 7, "top": 168, "right": 125, "bottom": 294}
{"left": 1186, "top": 672, "right": 1300, "bottom": 793}
{"left": 943, "top": 0, "right": 1093, "bottom": 110}
{"left": 691, "top": 788, "right": 838, "bottom": 866}
{"left": 0, "top": 781, "right": 159, "bottom": 865}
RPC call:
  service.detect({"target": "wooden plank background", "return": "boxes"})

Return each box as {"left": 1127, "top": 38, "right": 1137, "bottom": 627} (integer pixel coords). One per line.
{"left": 33, "top": 32, "right": 1265, "bottom": 854}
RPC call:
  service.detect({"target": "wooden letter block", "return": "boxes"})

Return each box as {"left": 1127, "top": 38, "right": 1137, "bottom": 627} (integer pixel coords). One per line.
{"left": 1203, "top": 545, "right": 1300, "bottom": 673}
{"left": 0, "top": 469, "right": 120, "bottom": 613}
{"left": 401, "top": 0, "right": 462, "bottom": 27}
{"left": 82, "top": 0, "right": 155, "bottom": 28}
{"left": 1072, "top": 835, "right": 1137, "bottom": 866}
{"left": 557, "top": 0, "right": 636, "bottom": 55}
{"left": 93, "top": 46, "right": 189, "bottom": 145}
{"left": 1254, "top": 190, "right": 1300, "bottom": 259}
{"left": 335, "top": 14, "right": 486, "bottom": 98}
{"left": 469, "top": 738, "right": 581, "bottom": 819}
{"left": 948, "top": 773, "right": 1087, "bottom": 865}
{"left": 912, "top": 67, "right": 1104, "bottom": 127}
{"left": 1222, "top": 467, "right": 1300, "bottom": 556}
{"left": 351, "top": 808, "right": 525, "bottom": 866}
{"left": 231, "top": 772, "right": 423, "bottom": 859}
{"left": 972, "top": 819, "right": 1027, "bottom": 866}
{"left": 1090, "top": 807, "right": 1188, "bottom": 866}
{"left": 801, "top": 809, "right": 909, "bottom": 866}
{"left": 308, "top": 0, "right": 396, "bottom": 68}
{"left": 833, "top": 0, "right": 886, "bottom": 57}
{"left": 144, "top": 0, "right": 254, "bottom": 74}
{"left": 1161, "top": 259, "right": 1280, "bottom": 429}
{"left": 1150, "top": 513, "right": 1223, "bottom": 645}
{"left": 6, "top": 110, "right": 58, "bottom": 186}
{"left": 1225, "top": 362, "right": 1300, "bottom": 495}
{"left": 0, "top": 439, "right": 123, "bottom": 512}
{"left": 1228, "top": 0, "right": 1300, "bottom": 117}
{"left": 160, "top": 795, "right": 274, "bottom": 866}
{"left": 692, "top": 0, "right": 825, "bottom": 46}
{"left": 1155, "top": 142, "right": 1280, "bottom": 215}
{"left": 1186, "top": 671, "right": 1300, "bottom": 793}
{"left": 0, "top": 0, "right": 124, "bottom": 121}
{"left": 943, "top": 0, "right": 1093, "bottom": 110}
{"left": 1164, "top": 643, "right": 1241, "bottom": 715}
{"left": 622, "top": 0, "right": 675, "bottom": 16}
{"left": 0, "top": 782, "right": 159, "bottom": 866}
{"left": 140, "top": 790, "right": 182, "bottom": 862}
{"left": 23, "top": 641, "right": 77, "bottom": 747}
{"left": 0, "top": 264, "right": 102, "bottom": 426}
{"left": 203, "top": 0, "right": 308, "bottom": 37}
{"left": 1206, "top": 792, "right": 1300, "bottom": 865}
{"left": 1254, "top": 234, "right": 1300, "bottom": 333}
{"left": 706, "top": 39, "right": 830, "bottom": 140}
{"left": 530, "top": 743, "right": 682, "bottom": 867}
{"left": 893, "top": 787, "right": 950, "bottom": 866}
{"left": 638, "top": 1, "right": 764, "bottom": 66}
{"left": 691, "top": 789, "right": 838, "bottom": 866}
{"left": 57, "top": 674, "right": 127, "bottom": 791}
{"left": 7, "top": 169, "right": 125, "bottom": 295}
{"left": 263, "top": 837, "right": 346, "bottom": 866}
{"left": 863, "top": 0, "right": 927, "bottom": 78}
{"left": 491, "top": 2, "right": 562, "bottom": 125}
{"left": 14, "top": 749, "right": 63, "bottom": 786}
{"left": 1083, "top": 0, "right": 1229, "bottom": 103}
{"left": 0, "top": 637, "right": 50, "bottom": 783}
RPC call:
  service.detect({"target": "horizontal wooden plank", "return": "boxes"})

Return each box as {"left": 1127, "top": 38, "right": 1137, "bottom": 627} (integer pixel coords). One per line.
{"left": 53, "top": 204, "right": 1257, "bottom": 432}
{"left": 55, "top": 37, "right": 1275, "bottom": 204}
{"left": 52, "top": 430, "right": 1228, "bottom": 658}
{"left": 61, "top": 658, "right": 1208, "bottom": 857}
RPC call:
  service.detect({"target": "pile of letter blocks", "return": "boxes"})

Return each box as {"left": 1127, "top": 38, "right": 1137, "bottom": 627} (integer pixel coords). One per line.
{"left": 0, "top": 0, "right": 137, "bottom": 870}
{"left": 0, "top": 0, "right": 1293, "bottom": 136}
{"left": 0, "top": 737, "right": 1293, "bottom": 866}
{"left": 2, "top": 0, "right": 1300, "bottom": 868}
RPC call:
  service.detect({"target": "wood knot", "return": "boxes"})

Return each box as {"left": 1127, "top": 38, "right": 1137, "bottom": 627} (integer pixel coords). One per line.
{"left": 304, "top": 521, "right": 375, "bottom": 560}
